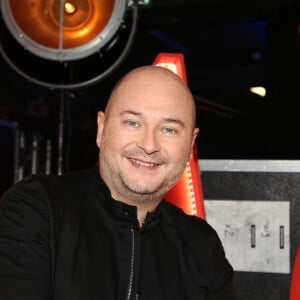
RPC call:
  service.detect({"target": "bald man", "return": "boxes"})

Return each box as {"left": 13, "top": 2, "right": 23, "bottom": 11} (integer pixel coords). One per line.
{"left": 0, "top": 66, "right": 233, "bottom": 299}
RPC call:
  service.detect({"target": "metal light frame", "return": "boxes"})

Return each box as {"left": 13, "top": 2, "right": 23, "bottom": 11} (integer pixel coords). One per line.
{"left": 0, "top": 0, "right": 138, "bottom": 89}
{"left": 1, "top": 0, "right": 128, "bottom": 61}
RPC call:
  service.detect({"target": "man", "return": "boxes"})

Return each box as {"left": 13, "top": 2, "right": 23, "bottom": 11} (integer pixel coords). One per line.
{"left": 0, "top": 66, "right": 233, "bottom": 299}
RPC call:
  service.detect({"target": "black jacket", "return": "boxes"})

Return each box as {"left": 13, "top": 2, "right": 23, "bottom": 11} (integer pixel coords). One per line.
{"left": 0, "top": 167, "right": 233, "bottom": 300}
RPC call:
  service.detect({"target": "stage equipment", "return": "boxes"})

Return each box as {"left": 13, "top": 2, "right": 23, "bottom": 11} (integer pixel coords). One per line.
{"left": 0, "top": 0, "right": 138, "bottom": 89}
{"left": 152, "top": 53, "right": 206, "bottom": 219}
{"left": 200, "top": 159, "right": 300, "bottom": 299}
{"left": 1, "top": 0, "right": 127, "bottom": 61}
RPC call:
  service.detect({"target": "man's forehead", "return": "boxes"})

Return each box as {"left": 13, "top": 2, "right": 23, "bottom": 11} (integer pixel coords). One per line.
{"left": 105, "top": 67, "right": 196, "bottom": 122}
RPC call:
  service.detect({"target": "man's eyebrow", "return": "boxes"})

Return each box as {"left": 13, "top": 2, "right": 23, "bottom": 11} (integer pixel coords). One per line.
{"left": 120, "top": 110, "right": 141, "bottom": 116}
{"left": 163, "top": 118, "right": 185, "bottom": 128}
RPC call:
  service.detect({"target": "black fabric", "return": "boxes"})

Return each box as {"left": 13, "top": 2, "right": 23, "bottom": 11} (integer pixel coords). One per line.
{"left": 0, "top": 167, "right": 233, "bottom": 300}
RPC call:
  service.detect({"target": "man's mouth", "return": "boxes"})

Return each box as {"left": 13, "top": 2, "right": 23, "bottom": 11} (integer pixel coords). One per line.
{"left": 129, "top": 158, "right": 160, "bottom": 168}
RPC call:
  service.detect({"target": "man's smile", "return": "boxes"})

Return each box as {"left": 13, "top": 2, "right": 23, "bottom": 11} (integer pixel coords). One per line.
{"left": 128, "top": 158, "right": 161, "bottom": 168}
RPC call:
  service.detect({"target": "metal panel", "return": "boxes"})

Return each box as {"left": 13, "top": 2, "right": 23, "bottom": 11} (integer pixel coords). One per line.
{"left": 205, "top": 200, "right": 290, "bottom": 273}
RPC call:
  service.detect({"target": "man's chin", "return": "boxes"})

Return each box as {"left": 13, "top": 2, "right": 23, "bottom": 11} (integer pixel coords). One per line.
{"left": 126, "top": 181, "right": 164, "bottom": 196}
{"left": 129, "top": 185, "right": 158, "bottom": 195}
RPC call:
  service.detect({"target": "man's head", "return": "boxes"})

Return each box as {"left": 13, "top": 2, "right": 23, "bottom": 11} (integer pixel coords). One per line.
{"left": 96, "top": 65, "right": 199, "bottom": 205}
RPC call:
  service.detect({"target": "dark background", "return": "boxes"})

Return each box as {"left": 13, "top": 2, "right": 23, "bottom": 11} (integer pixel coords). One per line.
{"left": 0, "top": 0, "right": 300, "bottom": 174}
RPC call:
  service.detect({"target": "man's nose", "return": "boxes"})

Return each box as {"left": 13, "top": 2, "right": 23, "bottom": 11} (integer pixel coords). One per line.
{"left": 137, "top": 129, "right": 160, "bottom": 154}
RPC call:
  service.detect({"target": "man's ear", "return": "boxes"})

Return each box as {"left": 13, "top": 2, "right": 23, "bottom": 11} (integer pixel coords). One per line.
{"left": 96, "top": 111, "right": 105, "bottom": 148}
{"left": 189, "top": 127, "right": 199, "bottom": 161}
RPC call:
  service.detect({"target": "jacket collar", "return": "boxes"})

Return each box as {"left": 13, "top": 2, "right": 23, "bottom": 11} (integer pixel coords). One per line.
{"left": 92, "top": 167, "right": 162, "bottom": 231}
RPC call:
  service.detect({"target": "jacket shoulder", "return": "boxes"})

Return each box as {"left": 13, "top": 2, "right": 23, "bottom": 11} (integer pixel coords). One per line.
{"left": 0, "top": 167, "right": 98, "bottom": 230}
{"left": 161, "top": 200, "right": 233, "bottom": 294}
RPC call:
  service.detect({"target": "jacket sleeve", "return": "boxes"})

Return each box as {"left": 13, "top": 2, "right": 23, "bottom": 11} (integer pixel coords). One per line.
{"left": 0, "top": 176, "right": 52, "bottom": 300}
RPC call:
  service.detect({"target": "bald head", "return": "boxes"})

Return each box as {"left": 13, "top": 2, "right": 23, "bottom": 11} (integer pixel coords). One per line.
{"left": 96, "top": 64, "right": 199, "bottom": 208}
{"left": 105, "top": 65, "right": 197, "bottom": 127}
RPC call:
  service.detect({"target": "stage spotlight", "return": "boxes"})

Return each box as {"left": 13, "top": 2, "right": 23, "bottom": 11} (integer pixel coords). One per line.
{"left": 0, "top": 0, "right": 139, "bottom": 89}
{"left": 1, "top": 0, "right": 128, "bottom": 61}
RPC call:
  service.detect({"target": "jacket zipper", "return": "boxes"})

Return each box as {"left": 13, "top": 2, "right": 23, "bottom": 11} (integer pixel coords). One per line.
{"left": 126, "top": 227, "right": 135, "bottom": 300}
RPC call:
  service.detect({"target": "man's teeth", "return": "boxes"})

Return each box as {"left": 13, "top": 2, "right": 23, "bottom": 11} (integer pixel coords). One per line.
{"left": 131, "top": 159, "right": 157, "bottom": 167}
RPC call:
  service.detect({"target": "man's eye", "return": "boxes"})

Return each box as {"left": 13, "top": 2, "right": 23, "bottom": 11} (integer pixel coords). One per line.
{"left": 163, "top": 127, "right": 177, "bottom": 134}
{"left": 127, "top": 120, "right": 138, "bottom": 127}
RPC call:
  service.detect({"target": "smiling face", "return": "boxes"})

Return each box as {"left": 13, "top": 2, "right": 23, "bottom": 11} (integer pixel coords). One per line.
{"left": 96, "top": 66, "right": 199, "bottom": 205}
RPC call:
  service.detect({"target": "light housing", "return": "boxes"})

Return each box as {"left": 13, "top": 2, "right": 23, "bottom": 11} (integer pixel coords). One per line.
{"left": 0, "top": 0, "right": 138, "bottom": 89}
{"left": 1, "top": 0, "right": 127, "bottom": 61}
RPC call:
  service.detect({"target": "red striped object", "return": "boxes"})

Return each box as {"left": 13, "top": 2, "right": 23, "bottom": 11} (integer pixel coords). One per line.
{"left": 290, "top": 245, "right": 300, "bottom": 300}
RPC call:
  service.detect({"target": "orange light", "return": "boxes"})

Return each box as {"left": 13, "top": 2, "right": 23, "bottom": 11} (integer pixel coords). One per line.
{"left": 64, "top": 2, "right": 77, "bottom": 15}
{"left": 2, "top": 0, "right": 127, "bottom": 60}
{"left": 152, "top": 53, "right": 206, "bottom": 219}
{"left": 8, "top": 0, "right": 114, "bottom": 49}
